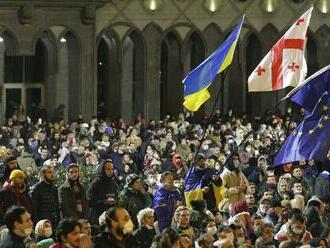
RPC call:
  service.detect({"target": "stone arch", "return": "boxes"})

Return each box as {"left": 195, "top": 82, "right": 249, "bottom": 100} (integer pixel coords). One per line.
{"left": 96, "top": 27, "right": 121, "bottom": 120}
{"left": 160, "top": 30, "right": 182, "bottom": 118}
{"left": 315, "top": 25, "right": 330, "bottom": 69}
{"left": 1, "top": 29, "right": 19, "bottom": 56}
{"left": 30, "top": 30, "right": 57, "bottom": 116}
{"left": 261, "top": 23, "right": 280, "bottom": 53}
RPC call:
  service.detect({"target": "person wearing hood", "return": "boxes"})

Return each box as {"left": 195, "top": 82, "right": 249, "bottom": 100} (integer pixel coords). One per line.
{"left": 0, "top": 156, "right": 20, "bottom": 185}
{"left": 220, "top": 154, "right": 249, "bottom": 207}
{"left": 304, "top": 196, "right": 326, "bottom": 238}
{"left": 16, "top": 145, "right": 37, "bottom": 172}
{"left": 153, "top": 171, "right": 182, "bottom": 232}
{"left": 189, "top": 200, "right": 209, "bottom": 230}
{"left": 86, "top": 159, "right": 119, "bottom": 224}
{"left": 58, "top": 163, "right": 88, "bottom": 219}
{"left": 314, "top": 171, "right": 330, "bottom": 199}
{"left": 0, "top": 169, "right": 32, "bottom": 225}
{"left": 118, "top": 174, "right": 152, "bottom": 227}
{"left": 256, "top": 197, "right": 274, "bottom": 225}
{"left": 161, "top": 153, "right": 187, "bottom": 178}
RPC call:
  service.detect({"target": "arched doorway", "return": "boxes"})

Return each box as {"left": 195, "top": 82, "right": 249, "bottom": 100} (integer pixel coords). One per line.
{"left": 4, "top": 31, "right": 48, "bottom": 121}
{"left": 97, "top": 29, "right": 120, "bottom": 120}
{"left": 160, "top": 31, "right": 182, "bottom": 118}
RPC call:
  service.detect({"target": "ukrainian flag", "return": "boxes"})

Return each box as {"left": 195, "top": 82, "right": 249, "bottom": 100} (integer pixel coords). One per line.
{"left": 183, "top": 17, "right": 244, "bottom": 111}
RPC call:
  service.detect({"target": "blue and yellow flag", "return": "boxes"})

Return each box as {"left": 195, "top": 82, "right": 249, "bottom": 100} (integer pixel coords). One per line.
{"left": 183, "top": 17, "right": 244, "bottom": 111}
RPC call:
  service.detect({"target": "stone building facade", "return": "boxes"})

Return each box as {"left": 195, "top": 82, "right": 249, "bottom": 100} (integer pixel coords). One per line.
{"left": 0, "top": 0, "right": 329, "bottom": 122}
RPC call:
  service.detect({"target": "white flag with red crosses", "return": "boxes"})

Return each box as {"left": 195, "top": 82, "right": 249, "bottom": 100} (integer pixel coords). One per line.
{"left": 248, "top": 7, "right": 313, "bottom": 92}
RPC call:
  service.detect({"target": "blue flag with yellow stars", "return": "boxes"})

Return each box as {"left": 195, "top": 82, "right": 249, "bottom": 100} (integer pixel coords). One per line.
{"left": 274, "top": 90, "right": 330, "bottom": 166}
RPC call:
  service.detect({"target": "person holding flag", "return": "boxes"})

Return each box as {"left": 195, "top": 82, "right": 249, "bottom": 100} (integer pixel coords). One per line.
{"left": 184, "top": 153, "right": 222, "bottom": 210}
{"left": 183, "top": 16, "right": 244, "bottom": 211}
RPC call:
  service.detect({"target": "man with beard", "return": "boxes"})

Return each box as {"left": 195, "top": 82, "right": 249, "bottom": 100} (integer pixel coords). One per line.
{"left": 51, "top": 218, "right": 81, "bottom": 248}
{"left": 29, "top": 165, "right": 60, "bottom": 227}
{"left": 153, "top": 171, "right": 182, "bottom": 232}
{"left": 93, "top": 206, "right": 139, "bottom": 248}
{"left": 86, "top": 159, "right": 119, "bottom": 224}
{"left": 0, "top": 169, "right": 31, "bottom": 224}
{"left": 0, "top": 206, "right": 33, "bottom": 248}
{"left": 58, "top": 163, "right": 88, "bottom": 219}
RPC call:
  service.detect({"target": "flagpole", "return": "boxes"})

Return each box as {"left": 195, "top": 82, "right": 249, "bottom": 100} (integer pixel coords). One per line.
{"left": 193, "top": 69, "right": 229, "bottom": 162}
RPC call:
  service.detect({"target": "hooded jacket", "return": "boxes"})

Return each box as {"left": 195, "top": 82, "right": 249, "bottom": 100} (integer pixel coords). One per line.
{"left": 86, "top": 161, "right": 119, "bottom": 223}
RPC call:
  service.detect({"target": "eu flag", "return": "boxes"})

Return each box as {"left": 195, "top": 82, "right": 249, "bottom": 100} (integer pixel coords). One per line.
{"left": 274, "top": 67, "right": 330, "bottom": 166}
{"left": 183, "top": 17, "right": 244, "bottom": 111}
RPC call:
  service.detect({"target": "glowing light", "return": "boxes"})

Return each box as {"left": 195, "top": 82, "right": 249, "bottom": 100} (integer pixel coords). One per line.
{"left": 261, "top": 0, "right": 279, "bottom": 13}
{"left": 204, "top": 0, "right": 223, "bottom": 13}
{"left": 142, "top": 0, "right": 163, "bottom": 12}
{"left": 0, "top": 37, "right": 3, "bottom": 43}
{"left": 60, "top": 37, "right": 66, "bottom": 43}
{"left": 318, "top": 0, "right": 330, "bottom": 14}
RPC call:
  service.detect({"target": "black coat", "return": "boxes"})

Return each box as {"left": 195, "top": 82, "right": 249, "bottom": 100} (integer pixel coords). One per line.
{"left": 133, "top": 226, "right": 156, "bottom": 248}
{"left": 93, "top": 232, "right": 139, "bottom": 248}
{"left": 0, "top": 231, "right": 25, "bottom": 248}
{"left": 58, "top": 179, "right": 88, "bottom": 219}
{"left": 86, "top": 162, "right": 119, "bottom": 222}
{"left": 0, "top": 185, "right": 32, "bottom": 225}
{"left": 29, "top": 180, "right": 60, "bottom": 226}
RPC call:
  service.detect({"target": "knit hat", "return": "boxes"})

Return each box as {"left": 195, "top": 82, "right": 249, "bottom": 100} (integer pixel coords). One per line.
{"left": 9, "top": 169, "right": 24, "bottom": 181}
{"left": 126, "top": 174, "right": 140, "bottom": 186}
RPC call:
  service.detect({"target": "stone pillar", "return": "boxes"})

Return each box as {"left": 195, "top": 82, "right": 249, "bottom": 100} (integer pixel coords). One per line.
{"left": 56, "top": 41, "right": 69, "bottom": 122}
{"left": 121, "top": 37, "right": 134, "bottom": 120}
{"left": 143, "top": 24, "right": 162, "bottom": 121}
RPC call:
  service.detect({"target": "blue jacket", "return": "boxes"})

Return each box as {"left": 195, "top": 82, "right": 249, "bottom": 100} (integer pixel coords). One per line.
{"left": 153, "top": 185, "right": 182, "bottom": 232}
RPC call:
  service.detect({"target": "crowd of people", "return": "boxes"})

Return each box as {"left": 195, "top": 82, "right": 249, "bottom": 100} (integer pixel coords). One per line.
{"left": 0, "top": 107, "right": 329, "bottom": 248}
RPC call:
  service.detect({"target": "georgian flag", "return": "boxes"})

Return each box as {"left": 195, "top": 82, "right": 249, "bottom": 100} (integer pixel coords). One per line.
{"left": 248, "top": 7, "right": 313, "bottom": 92}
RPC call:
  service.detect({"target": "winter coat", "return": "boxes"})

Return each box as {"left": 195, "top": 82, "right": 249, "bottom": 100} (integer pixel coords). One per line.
{"left": 221, "top": 168, "right": 249, "bottom": 205}
{"left": 314, "top": 175, "right": 330, "bottom": 199}
{"left": 288, "top": 176, "right": 311, "bottom": 199}
{"left": 29, "top": 180, "right": 60, "bottom": 226}
{"left": 118, "top": 186, "right": 152, "bottom": 227}
{"left": 93, "top": 232, "right": 139, "bottom": 248}
{"left": 16, "top": 152, "right": 37, "bottom": 172}
{"left": 153, "top": 185, "right": 182, "bottom": 232}
{"left": 0, "top": 231, "right": 25, "bottom": 248}
{"left": 0, "top": 184, "right": 32, "bottom": 225}
{"left": 86, "top": 162, "right": 119, "bottom": 223}
{"left": 133, "top": 226, "right": 156, "bottom": 248}
{"left": 58, "top": 179, "right": 88, "bottom": 219}
{"left": 304, "top": 206, "right": 326, "bottom": 238}
{"left": 274, "top": 222, "right": 312, "bottom": 244}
